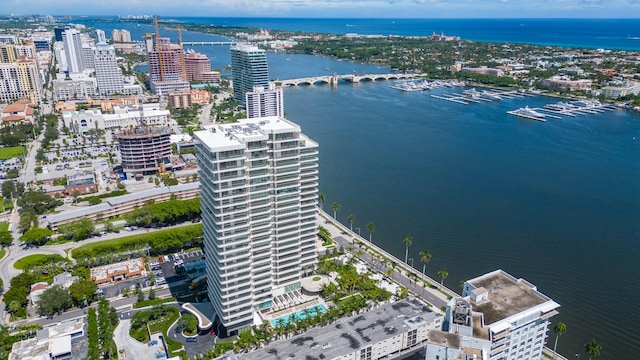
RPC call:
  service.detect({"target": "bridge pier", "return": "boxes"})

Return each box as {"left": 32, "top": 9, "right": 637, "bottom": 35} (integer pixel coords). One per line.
{"left": 330, "top": 73, "right": 338, "bottom": 87}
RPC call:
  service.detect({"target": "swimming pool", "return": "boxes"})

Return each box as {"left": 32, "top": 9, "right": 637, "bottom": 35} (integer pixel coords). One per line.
{"left": 270, "top": 304, "right": 328, "bottom": 327}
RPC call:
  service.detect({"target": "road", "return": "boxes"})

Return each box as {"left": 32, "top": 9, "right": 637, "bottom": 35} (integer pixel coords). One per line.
{"left": 199, "top": 103, "right": 213, "bottom": 126}
{"left": 316, "top": 209, "right": 456, "bottom": 310}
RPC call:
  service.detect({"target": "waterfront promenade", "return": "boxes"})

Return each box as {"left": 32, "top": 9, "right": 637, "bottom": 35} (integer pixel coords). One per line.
{"left": 315, "top": 208, "right": 457, "bottom": 310}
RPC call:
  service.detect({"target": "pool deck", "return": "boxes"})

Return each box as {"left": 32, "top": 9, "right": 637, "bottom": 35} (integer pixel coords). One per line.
{"left": 259, "top": 297, "right": 329, "bottom": 324}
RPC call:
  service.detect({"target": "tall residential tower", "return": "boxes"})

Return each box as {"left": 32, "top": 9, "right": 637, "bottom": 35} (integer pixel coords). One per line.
{"left": 230, "top": 44, "right": 268, "bottom": 105}
{"left": 194, "top": 117, "right": 319, "bottom": 336}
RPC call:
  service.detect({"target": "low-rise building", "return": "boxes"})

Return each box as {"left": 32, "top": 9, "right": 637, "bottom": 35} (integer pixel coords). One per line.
{"left": 243, "top": 299, "right": 442, "bottom": 360}
{"left": 1, "top": 99, "right": 34, "bottom": 124}
{"left": 44, "top": 182, "right": 200, "bottom": 230}
{"left": 9, "top": 318, "right": 84, "bottom": 360}
{"left": 542, "top": 75, "right": 592, "bottom": 91}
{"left": 461, "top": 66, "right": 504, "bottom": 77}
{"left": 90, "top": 257, "right": 145, "bottom": 285}
{"left": 601, "top": 81, "right": 640, "bottom": 98}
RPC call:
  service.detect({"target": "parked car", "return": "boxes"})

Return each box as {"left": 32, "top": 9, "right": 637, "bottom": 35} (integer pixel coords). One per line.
{"left": 186, "top": 337, "right": 197, "bottom": 342}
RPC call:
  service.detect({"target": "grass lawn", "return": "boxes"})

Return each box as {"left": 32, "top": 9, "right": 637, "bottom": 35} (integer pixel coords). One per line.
{"left": 0, "top": 222, "right": 8, "bottom": 232}
{"left": 0, "top": 146, "right": 25, "bottom": 160}
{"left": 14, "top": 254, "right": 68, "bottom": 270}
{"left": 0, "top": 248, "right": 5, "bottom": 259}
{"left": 146, "top": 307, "right": 183, "bottom": 353}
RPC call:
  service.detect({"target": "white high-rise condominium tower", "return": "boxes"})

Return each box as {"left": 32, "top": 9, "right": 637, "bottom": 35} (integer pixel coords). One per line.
{"left": 194, "top": 116, "right": 319, "bottom": 336}
{"left": 94, "top": 42, "right": 123, "bottom": 97}
{"left": 230, "top": 43, "right": 268, "bottom": 106}
{"left": 62, "top": 29, "right": 85, "bottom": 73}
{"left": 246, "top": 83, "right": 284, "bottom": 118}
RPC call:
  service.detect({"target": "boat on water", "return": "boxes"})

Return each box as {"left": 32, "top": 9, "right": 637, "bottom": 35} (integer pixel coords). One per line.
{"left": 510, "top": 106, "right": 547, "bottom": 121}
{"left": 481, "top": 91, "right": 502, "bottom": 101}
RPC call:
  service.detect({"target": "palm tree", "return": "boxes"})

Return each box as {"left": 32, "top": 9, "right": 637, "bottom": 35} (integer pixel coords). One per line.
{"left": 552, "top": 322, "right": 566, "bottom": 359}
{"left": 318, "top": 193, "right": 325, "bottom": 210}
{"left": 403, "top": 235, "right": 413, "bottom": 265}
{"left": 347, "top": 214, "right": 354, "bottom": 231}
{"left": 331, "top": 202, "right": 341, "bottom": 219}
{"left": 366, "top": 222, "right": 375, "bottom": 243}
{"left": 438, "top": 268, "right": 448, "bottom": 286}
{"left": 585, "top": 338, "right": 602, "bottom": 360}
{"left": 419, "top": 250, "right": 432, "bottom": 276}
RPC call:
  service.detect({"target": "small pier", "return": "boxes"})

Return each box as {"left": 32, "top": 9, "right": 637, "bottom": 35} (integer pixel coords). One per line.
{"left": 430, "top": 87, "right": 534, "bottom": 104}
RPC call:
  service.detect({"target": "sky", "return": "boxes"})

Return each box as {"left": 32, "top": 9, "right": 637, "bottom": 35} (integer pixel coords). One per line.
{"left": 4, "top": 0, "right": 640, "bottom": 18}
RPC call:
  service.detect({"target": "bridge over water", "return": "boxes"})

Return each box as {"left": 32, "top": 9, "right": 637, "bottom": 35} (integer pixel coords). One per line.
{"left": 276, "top": 73, "right": 418, "bottom": 87}
{"left": 181, "top": 41, "right": 237, "bottom": 46}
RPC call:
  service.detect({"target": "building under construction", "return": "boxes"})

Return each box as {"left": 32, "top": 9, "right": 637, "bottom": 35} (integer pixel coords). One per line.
{"left": 115, "top": 126, "right": 172, "bottom": 178}
{"left": 145, "top": 18, "right": 189, "bottom": 95}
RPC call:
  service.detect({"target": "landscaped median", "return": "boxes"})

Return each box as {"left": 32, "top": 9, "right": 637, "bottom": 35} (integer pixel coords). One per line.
{"left": 130, "top": 305, "right": 185, "bottom": 358}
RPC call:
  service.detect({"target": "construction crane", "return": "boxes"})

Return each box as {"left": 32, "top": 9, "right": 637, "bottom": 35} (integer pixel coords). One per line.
{"left": 164, "top": 24, "right": 187, "bottom": 81}
{"left": 152, "top": 15, "right": 165, "bottom": 82}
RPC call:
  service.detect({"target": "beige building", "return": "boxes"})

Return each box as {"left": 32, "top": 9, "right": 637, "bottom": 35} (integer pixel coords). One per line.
{"left": 91, "top": 258, "right": 145, "bottom": 284}
{"left": 0, "top": 57, "right": 43, "bottom": 103}
{"left": 542, "top": 75, "right": 593, "bottom": 91}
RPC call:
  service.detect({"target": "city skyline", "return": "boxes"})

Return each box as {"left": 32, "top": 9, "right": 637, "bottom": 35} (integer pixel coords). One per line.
{"left": 4, "top": 0, "right": 640, "bottom": 19}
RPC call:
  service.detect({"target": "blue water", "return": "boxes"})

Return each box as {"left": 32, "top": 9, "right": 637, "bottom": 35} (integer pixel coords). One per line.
{"left": 76, "top": 17, "right": 640, "bottom": 51}
{"left": 271, "top": 305, "right": 328, "bottom": 327}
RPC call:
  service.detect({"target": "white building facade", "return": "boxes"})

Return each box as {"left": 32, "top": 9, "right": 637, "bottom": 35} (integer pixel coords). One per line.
{"left": 447, "top": 270, "right": 561, "bottom": 360}
{"left": 94, "top": 42, "right": 124, "bottom": 97}
{"left": 245, "top": 83, "right": 284, "bottom": 118}
{"left": 62, "top": 29, "right": 85, "bottom": 73}
{"left": 194, "top": 117, "right": 319, "bottom": 335}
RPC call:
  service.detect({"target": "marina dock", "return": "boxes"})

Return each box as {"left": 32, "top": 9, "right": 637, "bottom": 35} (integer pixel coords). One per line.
{"left": 507, "top": 100, "right": 616, "bottom": 123}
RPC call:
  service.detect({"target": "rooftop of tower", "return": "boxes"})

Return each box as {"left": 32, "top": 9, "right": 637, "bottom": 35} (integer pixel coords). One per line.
{"left": 465, "top": 270, "right": 559, "bottom": 327}
{"left": 195, "top": 116, "right": 314, "bottom": 151}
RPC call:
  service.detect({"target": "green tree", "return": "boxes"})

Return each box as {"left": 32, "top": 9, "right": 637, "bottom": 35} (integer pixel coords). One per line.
{"left": 419, "top": 250, "right": 432, "bottom": 276}
{"left": 0, "top": 231, "right": 12, "bottom": 246}
{"left": 552, "top": 322, "right": 566, "bottom": 359}
{"left": 403, "top": 234, "right": 412, "bottom": 265}
{"left": 331, "top": 202, "right": 341, "bottom": 219}
{"left": 36, "top": 285, "right": 72, "bottom": 316}
{"left": 19, "top": 227, "right": 52, "bottom": 247}
{"left": 1, "top": 180, "right": 15, "bottom": 198}
{"left": 438, "top": 268, "right": 448, "bottom": 286}
{"left": 148, "top": 287, "right": 156, "bottom": 300}
{"left": 585, "top": 338, "right": 602, "bottom": 360}
{"left": 366, "top": 221, "right": 375, "bottom": 243}
{"left": 58, "top": 218, "right": 95, "bottom": 241}
{"left": 347, "top": 213, "right": 354, "bottom": 231}
{"left": 318, "top": 193, "right": 325, "bottom": 210}
{"left": 17, "top": 190, "right": 62, "bottom": 214}
{"left": 69, "top": 279, "right": 97, "bottom": 307}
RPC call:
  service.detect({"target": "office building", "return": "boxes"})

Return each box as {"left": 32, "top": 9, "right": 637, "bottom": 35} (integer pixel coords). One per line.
{"left": 95, "top": 29, "right": 106, "bottom": 43}
{"left": 246, "top": 83, "right": 284, "bottom": 118}
{"left": 94, "top": 42, "right": 124, "bottom": 97}
{"left": 53, "top": 27, "right": 69, "bottom": 42}
{"left": 194, "top": 116, "right": 319, "bottom": 336}
{"left": 0, "top": 57, "right": 43, "bottom": 103}
{"left": 82, "top": 45, "right": 95, "bottom": 69}
{"left": 52, "top": 77, "right": 97, "bottom": 101}
{"left": 185, "top": 51, "right": 220, "bottom": 83}
{"left": 230, "top": 43, "right": 268, "bottom": 105}
{"left": 62, "top": 28, "right": 85, "bottom": 73}
{"left": 444, "top": 269, "right": 560, "bottom": 360}
{"left": 115, "top": 126, "right": 172, "bottom": 177}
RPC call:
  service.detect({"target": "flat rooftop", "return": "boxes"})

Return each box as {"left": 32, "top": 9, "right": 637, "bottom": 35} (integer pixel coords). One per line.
{"left": 467, "top": 270, "right": 548, "bottom": 326}
{"left": 195, "top": 117, "right": 305, "bottom": 151}
{"left": 242, "top": 299, "right": 438, "bottom": 360}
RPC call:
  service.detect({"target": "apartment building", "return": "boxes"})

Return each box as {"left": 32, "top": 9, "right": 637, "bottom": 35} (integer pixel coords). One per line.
{"left": 245, "top": 83, "right": 284, "bottom": 118}
{"left": 194, "top": 116, "right": 319, "bottom": 335}
{"left": 230, "top": 43, "right": 269, "bottom": 105}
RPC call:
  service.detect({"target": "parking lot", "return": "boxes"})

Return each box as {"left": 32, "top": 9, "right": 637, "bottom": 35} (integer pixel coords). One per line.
{"left": 148, "top": 249, "right": 205, "bottom": 297}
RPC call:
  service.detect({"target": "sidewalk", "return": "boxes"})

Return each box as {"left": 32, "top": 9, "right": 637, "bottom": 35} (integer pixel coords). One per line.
{"left": 316, "top": 209, "right": 458, "bottom": 307}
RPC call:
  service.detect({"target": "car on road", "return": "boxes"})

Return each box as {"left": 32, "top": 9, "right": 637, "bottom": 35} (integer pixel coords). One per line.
{"left": 186, "top": 337, "right": 197, "bottom": 342}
